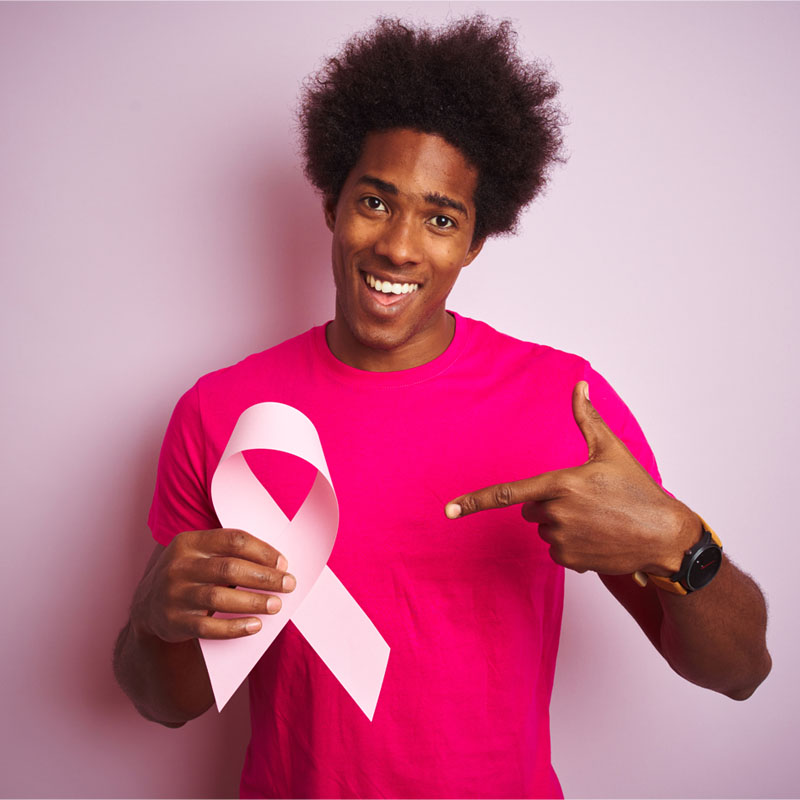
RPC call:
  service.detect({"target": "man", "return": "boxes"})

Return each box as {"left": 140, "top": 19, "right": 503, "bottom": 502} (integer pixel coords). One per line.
{"left": 114, "top": 17, "right": 771, "bottom": 798}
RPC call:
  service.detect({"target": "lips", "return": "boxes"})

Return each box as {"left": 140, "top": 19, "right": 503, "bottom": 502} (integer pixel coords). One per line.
{"left": 361, "top": 271, "right": 420, "bottom": 307}
{"left": 363, "top": 271, "right": 420, "bottom": 295}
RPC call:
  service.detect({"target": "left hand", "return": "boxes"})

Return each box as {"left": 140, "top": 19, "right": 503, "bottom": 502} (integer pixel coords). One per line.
{"left": 444, "top": 381, "right": 701, "bottom": 576}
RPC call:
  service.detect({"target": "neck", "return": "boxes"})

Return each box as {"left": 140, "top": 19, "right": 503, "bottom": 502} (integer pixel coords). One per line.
{"left": 325, "top": 312, "right": 456, "bottom": 372}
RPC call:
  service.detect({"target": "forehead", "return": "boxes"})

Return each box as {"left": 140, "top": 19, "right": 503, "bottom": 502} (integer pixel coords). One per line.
{"left": 344, "top": 129, "right": 478, "bottom": 208}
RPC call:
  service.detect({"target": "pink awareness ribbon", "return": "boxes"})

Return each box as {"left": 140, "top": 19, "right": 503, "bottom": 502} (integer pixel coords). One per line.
{"left": 199, "top": 402, "right": 390, "bottom": 720}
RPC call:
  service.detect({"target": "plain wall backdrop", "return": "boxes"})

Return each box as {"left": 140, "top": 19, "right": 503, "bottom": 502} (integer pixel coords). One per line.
{"left": 1, "top": 2, "right": 798, "bottom": 797}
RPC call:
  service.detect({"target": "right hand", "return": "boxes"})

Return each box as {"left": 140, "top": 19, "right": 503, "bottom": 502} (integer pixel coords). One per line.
{"left": 130, "top": 528, "right": 296, "bottom": 643}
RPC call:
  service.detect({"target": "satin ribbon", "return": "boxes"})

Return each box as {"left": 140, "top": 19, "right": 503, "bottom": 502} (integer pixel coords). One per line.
{"left": 199, "top": 402, "right": 390, "bottom": 720}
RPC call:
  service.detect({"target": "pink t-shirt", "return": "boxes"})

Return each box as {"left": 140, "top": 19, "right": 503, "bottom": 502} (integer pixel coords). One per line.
{"left": 149, "top": 313, "right": 662, "bottom": 798}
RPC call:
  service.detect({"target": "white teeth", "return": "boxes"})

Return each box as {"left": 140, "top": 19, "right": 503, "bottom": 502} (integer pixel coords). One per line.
{"left": 365, "top": 273, "right": 419, "bottom": 295}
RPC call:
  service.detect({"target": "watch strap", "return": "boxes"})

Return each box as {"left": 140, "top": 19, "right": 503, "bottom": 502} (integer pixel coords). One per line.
{"left": 646, "top": 572, "right": 689, "bottom": 595}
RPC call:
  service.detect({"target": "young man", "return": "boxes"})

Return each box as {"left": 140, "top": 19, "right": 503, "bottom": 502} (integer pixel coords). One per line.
{"left": 114, "top": 17, "right": 771, "bottom": 798}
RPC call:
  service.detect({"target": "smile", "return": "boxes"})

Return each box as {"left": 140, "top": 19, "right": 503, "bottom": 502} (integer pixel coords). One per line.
{"left": 364, "top": 272, "right": 419, "bottom": 295}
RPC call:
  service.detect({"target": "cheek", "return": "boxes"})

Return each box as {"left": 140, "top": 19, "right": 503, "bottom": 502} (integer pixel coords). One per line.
{"left": 334, "top": 226, "right": 373, "bottom": 262}
{"left": 433, "top": 250, "right": 469, "bottom": 281}
{"left": 434, "top": 236, "right": 474, "bottom": 267}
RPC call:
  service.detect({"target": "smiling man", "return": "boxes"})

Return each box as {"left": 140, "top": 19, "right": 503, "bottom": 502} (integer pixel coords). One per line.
{"left": 324, "top": 128, "right": 483, "bottom": 370}
{"left": 114, "top": 17, "right": 771, "bottom": 799}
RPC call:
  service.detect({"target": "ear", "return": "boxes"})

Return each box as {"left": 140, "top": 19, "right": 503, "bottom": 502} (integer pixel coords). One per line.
{"left": 323, "top": 196, "right": 337, "bottom": 233}
{"left": 462, "top": 237, "right": 485, "bottom": 268}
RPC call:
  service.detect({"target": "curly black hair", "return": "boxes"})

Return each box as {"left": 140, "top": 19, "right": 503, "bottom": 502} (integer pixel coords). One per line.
{"left": 298, "top": 15, "right": 565, "bottom": 242}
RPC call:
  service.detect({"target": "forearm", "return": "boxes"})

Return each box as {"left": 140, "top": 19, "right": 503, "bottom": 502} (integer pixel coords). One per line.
{"left": 113, "top": 618, "right": 214, "bottom": 726}
{"left": 657, "top": 555, "right": 771, "bottom": 700}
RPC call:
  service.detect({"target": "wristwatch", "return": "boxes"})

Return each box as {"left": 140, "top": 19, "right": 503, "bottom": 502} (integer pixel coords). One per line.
{"left": 633, "top": 517, "right": 723, "bottom": 595}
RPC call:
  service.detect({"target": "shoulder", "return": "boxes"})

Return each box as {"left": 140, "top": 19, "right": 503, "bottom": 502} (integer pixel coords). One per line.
{"left": 457, "top": 313, "right": 590, "bottom": 381}
{"left": 194, "top": 325, "right": 320, "bottom": 396}
{"left": 457, "top": 313, "right": 660, "bottom": 477}
{"left": 166, "top": 325, "right": 324, "bottom": 447}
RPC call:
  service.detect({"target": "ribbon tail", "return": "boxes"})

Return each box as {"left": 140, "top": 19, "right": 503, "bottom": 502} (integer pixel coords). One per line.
{"left": 292, "top": 565, "right": 390, "bottom": 721}
{"left": 200, "top": 631, "right": 268, "bottom": 712}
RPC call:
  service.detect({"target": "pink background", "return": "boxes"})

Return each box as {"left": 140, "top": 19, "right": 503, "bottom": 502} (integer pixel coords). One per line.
{"left": 2, "top": 2, "right": 798, "bottom": 797}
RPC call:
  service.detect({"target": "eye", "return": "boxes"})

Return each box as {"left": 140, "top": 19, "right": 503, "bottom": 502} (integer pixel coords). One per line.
{"left": 362, "top": 195, "right": 387, "bottom": 212}
{"left": 429, "top": 214, "right": 455, "bottom": 230}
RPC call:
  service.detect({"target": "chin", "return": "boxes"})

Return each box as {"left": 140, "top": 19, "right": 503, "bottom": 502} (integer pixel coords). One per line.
{"left": 352, "top": 323, "right": 412, "bottom": 353}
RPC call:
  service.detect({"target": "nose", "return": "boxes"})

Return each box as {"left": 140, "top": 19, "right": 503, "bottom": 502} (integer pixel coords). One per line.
{"left": 373, "top": 216, "right": 423, "bottom": 267}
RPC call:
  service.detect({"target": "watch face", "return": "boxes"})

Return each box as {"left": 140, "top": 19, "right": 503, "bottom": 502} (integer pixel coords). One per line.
{"left": 687, "top": 546, "right": 723, "bottom": 590}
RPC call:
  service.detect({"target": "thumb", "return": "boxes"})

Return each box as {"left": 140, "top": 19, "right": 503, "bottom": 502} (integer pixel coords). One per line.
{"left": 572, "top": 381, "right": 616, "bottom": 459}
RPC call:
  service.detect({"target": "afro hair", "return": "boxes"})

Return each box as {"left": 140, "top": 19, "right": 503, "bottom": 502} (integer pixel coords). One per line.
{"left": 298, "top": 15, "right": 566, "bottom": 242}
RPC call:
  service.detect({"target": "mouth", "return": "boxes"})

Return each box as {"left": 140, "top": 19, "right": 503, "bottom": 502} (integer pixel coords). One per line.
{"left": 363, "top": 271, "right": 420, "bottom": 295}
{"left": 361, "top": 271, "right": 420, "bottom": 307}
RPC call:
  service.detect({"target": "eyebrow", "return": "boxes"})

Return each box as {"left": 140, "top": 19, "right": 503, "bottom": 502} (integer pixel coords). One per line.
{"left": 356, "top": 175, "right": 470, "bottom": 219}
{"left": 425, "top": 192, "right": 468, "bottom": 218}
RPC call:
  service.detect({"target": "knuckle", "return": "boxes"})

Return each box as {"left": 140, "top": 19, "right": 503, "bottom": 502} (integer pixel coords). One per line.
{"left": 549, "top": 545, "right": 571, "bottom": 569}
{"left": 537, "top": 524, "right": 554, "bottom": 543}
{"left": 545, "top": 503, "right": 565, "bottom": 526}
{"left": 492, "top": 484, "right": 515, "bottom": 507}
{"left": 264, "top": 571, "right": 282, "bottom": 591}
{"left": 547, "top": 544, "right": 564, "bottom": 565}
{"left": 216, "top": 558, "right": 241, "bottom": 585}
{"left": 205, "top": 585, "right": 226, "bottom": 610}
{"left": 459, "top": 495, "right": 479, "bottom": 515}
{"left": 549, "top": 529, "right": 564, "bottom": 548}
{"left": 560, "top": 553, "right": 578, "bottom": 571}
{"left": 170, "top": 531, "right": 192, "bottom": 551}
{"left": 195, "top": 616, "right": 214, "bottom": 638}
{"left": 163, "top": 584, "right": 184, "bottom": 610}
{"left": 164, "top": 557, "right": 185, "bottom": 582}
{"left": 558, "top": 471, "right": 575, "bottom": 492}
{"left": 560, "top": 471, "right": 582, "bottom": 494}
{"left": 542, "top": 523, "right": 564, "bottom": 546}
{"left": 250, "top": 592, "right": 269, "bottom": 613}
{"left": 226, "top": 529, "right": 248, "bottom": 552}
{"left": 163, "top": 606, "right": 181, "bottom": 627}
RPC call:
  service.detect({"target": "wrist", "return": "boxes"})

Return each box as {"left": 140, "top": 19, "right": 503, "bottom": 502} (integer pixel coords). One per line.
{"left": 634, "top": 513, "right": 723, "bottom": 595}
{"left": 657, "top": 507, "right": 703, "bottom": 575}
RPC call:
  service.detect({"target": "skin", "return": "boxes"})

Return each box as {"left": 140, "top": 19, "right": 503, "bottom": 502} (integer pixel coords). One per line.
{"left": 324, "top": 128, "right": 484, "bottom": 371}
{"left": 114, "top": 127, "right": 770, "bottom": 727}
{"left": 114, "top": 529, "right": 296, "bottom": 725}
{"left": 445, "top": 380, "right": 772, "bottom": 699}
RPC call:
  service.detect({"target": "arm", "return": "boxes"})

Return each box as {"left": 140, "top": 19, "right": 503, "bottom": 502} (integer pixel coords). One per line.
{"left": 601, "top": 549, "right": 771, "bottom": 700}
{"left": 113, "top": 529, "right": 295, "bottom": 726}
{"left": 444, "top": 381, "right": 771, "bottom": 700}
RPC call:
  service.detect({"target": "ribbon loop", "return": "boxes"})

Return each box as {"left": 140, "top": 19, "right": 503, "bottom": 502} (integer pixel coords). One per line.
{"left": 200, "top": 402, "right": 390, "bottom": 720}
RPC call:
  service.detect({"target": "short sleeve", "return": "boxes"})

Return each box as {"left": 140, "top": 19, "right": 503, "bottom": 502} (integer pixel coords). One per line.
{"left": 580, "top": 362, "right": 663, "bottom": 488}
{"left": 147, "top": 384, "right": 220, "bottom": 546}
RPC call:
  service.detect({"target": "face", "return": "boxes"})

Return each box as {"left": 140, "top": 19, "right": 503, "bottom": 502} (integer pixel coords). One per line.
{"left": 324, "top": 128, "right": 484, "bottom": 371}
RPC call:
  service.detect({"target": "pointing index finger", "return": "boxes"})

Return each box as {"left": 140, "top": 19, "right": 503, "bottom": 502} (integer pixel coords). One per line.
{"left": 445, "top": 471, "right": 562, "bottom": 518}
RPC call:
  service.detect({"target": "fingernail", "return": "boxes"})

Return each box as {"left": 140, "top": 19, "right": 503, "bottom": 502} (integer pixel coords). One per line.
{"left": 583, "top": 382, "right": 590, "bottom": 401}
{"left": 282, "top": 574, "right": 296, "bottom": 592}
{"left": 276, "top": 554, "right": 288, "bottom": 571}
{"left": 266, "top": 596, "right": 281, "bottom": 614}
{"left": 445, "top": 503, "right": 462, "bottom": 519}
{"left": 245, "top": 619, "right": 262, "bottom": 633}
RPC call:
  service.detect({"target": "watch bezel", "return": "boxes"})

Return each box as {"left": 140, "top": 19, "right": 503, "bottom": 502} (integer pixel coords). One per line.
{"left": 683, "top": 542, "right": 723, "bottom": 591}
{"left": 671, "top": 526, "right": 723, "bottom": 593}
